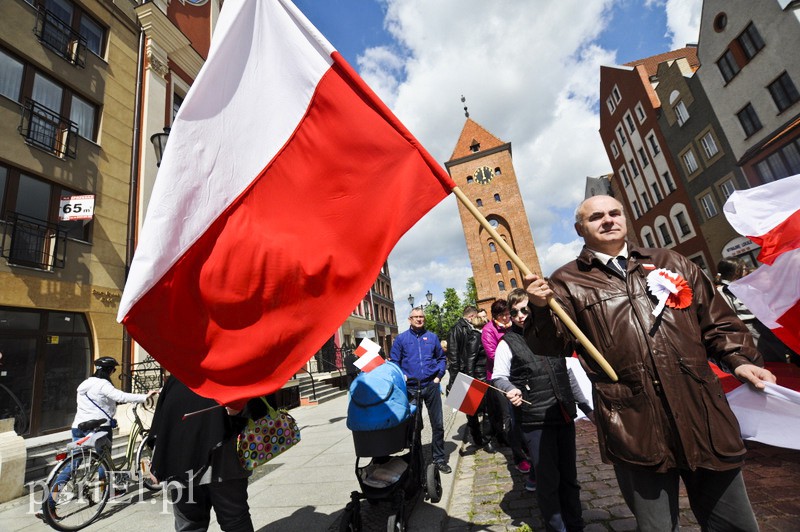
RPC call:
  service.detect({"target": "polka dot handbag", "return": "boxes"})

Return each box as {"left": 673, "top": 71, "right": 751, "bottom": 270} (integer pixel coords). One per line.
{"left": 236, "top": 398, "right": 301, "bottom": 472}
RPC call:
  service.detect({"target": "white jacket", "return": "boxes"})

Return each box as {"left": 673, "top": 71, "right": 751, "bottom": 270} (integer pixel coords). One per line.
{"left": 72, "top": 377, "right": 148, "bottom": 429}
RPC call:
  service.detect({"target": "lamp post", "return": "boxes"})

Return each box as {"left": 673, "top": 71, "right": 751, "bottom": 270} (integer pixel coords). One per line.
{"left": 149, "top": 127, "right": 171, "bottom": 167}
{"left": 425, "top": 290, "right": 442, "bottom": 336}
{"left": 407, "top": 294, "right": 415, "bottom": 308}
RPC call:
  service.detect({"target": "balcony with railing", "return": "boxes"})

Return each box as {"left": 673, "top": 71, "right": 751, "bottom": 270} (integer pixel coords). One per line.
{"left": 33, "top": 7, "right": 87, "bottom": 67}
{"left": 1, "top": 213, "right": 67, "bottom": 271}
{"left": 18, "top": 99, "right": 78, "bottom": 159}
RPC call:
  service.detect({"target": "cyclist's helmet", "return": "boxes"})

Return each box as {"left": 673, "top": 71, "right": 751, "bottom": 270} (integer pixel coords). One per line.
{"left": 94, "top": 356, "right": 119, "bottom": 369}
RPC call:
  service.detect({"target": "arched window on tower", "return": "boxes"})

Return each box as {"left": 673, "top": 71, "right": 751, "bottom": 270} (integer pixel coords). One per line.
{"left": 510, "top": 278, "right": 518, "bottom": 288}
{"left": 498, "top": 281, "right": 506, "bottom": 291}
{"left": 494, "top": 263, "right": 501, "bottom": 273}
{"left": 494, "top": 193, "right": 501, "bottom": 202}
{"left": 476, "top": 198, "right": 483, "bottom": 207}
{"left": 489, "top": 242, "right": 496, "bottom": 252}
{"left": 494, "top": 167, "right": 502, "bottom": 175}
{"left": 506, "top": 261, "right": 513, "bottom": 271}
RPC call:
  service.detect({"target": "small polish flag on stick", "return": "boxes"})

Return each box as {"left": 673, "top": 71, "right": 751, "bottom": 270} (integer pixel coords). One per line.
{"left": 354, "top": 351, "right": 384, "bottom": 373}
{"left": 354, "top": 338, "right": 381, "bottom": 357}
{"left": 445, "top": 373, "right": 490, "bottom": 416}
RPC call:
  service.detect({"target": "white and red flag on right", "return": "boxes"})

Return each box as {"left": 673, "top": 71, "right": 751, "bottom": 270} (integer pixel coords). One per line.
{"left": 445, "top": 373, "right": 489, "bottom": 416}
{"left": 723, "top": 174, "right": 800, "bottom": 354}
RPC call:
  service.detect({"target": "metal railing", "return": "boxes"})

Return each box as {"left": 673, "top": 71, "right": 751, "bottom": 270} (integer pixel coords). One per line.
{"left": 18, "top": 99, "right": 78, "bottom": 159}
{"left": 1, "top": 213, "right": 67, "bottom": 270}
{"left": 128, "top": 356, "right": 166, "bottom": 394}
{"left": 33, "top": 7, "right": 87, "bottom": 67}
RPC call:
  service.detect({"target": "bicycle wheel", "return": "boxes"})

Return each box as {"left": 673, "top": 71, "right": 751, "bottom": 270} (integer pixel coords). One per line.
{"left": 42, "top": 450, "right": 112, "bottom": 531}
{"left": 135, "top": 437, "right": 161, "bottom": 491}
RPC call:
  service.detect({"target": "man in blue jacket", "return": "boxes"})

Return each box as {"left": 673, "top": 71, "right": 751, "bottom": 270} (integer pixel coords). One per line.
{"left": 390, "top": 307, "right": 450, "bottom": 473}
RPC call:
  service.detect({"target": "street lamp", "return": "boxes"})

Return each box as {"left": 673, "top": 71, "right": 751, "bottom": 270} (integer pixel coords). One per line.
{"left": 149, "top": 127, "right": 171, "bottom": 167}
{"left": 425, "top": 290, "right": 442, "bottom": 335}
{"left": 407, "top": 294, "right": 414, "bottom": 308}
{"left": 425, "top": 290, "right": 433, "bottom": 305}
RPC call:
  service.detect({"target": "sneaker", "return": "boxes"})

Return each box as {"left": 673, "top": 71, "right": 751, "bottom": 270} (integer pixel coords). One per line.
{"left": 435, "top": 461, "right": 452, "bottom": 474}
{"left": 516, "top": 460, "right": 531, "bottom": 473}
{"left": 524, "top": 479, "right": 537, "bottom": 492}
{"left": 483, "top": 440, "right": 497, "bottom": 454}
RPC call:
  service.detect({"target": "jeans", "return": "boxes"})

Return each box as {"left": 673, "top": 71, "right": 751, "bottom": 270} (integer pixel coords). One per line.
{"left": 613, "top": 464, "right": 758, "bottom": 532}
{"left": 521, "top": 423, "right": 583, "bottom": 532}
{"left": 50, "top": 427, "right": 113, "bottom": 505}
{"left": 408, "top": 382, "right": 446, "bottom": 463}
{"left": 170, "top": 478, "right": 253, "bottom": 532}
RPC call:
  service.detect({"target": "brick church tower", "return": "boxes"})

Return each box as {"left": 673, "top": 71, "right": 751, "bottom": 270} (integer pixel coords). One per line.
{"left": 445, "top": 117, "right": 542, "bottom": 312}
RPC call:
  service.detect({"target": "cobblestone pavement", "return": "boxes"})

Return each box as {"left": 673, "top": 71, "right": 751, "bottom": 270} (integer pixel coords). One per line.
{"left": 445, "top": 420, "right": 800, "bottom": 532}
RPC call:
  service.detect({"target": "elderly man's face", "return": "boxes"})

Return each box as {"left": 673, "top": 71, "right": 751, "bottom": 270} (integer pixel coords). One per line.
{"left": 575, "top": 195, "right": 627, "bottom": 254}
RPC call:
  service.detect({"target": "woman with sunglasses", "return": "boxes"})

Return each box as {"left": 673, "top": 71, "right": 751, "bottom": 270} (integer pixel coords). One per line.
{"left": 492, "top": 289, "right": 584, "bottom": 532}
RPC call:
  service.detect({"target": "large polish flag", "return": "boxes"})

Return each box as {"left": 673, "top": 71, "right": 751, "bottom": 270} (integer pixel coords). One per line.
{"left": 118, "top": 0, "right": 455, "bottom": 405}
{"left": 723, "top": 174, "right": 800, "bottom": 354}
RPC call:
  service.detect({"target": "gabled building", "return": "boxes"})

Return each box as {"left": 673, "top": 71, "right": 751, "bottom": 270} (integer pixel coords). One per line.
{"left": 696, "top": 0, "right": 800, "bottom": 186}
{"left": 598, "top": 47, "right": 714, "bottom": 274}
{"left": 653, "top": 57, "right": 756, "bottom": 269}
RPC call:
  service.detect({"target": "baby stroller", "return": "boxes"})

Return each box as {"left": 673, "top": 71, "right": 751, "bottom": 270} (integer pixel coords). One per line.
{"left": 340, "top": 363, "right": 442, "bottom": 531}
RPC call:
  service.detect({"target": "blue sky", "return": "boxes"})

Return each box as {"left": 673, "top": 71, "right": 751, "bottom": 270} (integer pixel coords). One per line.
{"left": 293, "top": 0, "right": 702, "bottom": 329}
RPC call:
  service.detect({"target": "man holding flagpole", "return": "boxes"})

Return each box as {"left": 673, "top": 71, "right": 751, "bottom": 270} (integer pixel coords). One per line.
{"left": 523, "top": 195, "right": 775, "bottom": 531}
{"left": 390, "top": 308, "right": 450, "bottom": 473}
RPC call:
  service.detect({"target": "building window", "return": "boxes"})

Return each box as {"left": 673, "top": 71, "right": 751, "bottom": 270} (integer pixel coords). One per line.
{"left": 620, "top": 167, "right": 630, "bottom": 186}
{"left": 700, "top": 132, "right": 719, "bottom": 159}
{"left": 612, "top": 85, "right": 621, "bottom": 103}
{"left": 172, "top": 92, "right": 184, "bottom": 120}
{"left": 737, "top": 22, "right": 765, "bottom": 61}
{"left": 625, "top": 113, "right": 636, "bottom": 134}
{"left": 716, "top": 49, "right": 740, "bottom": 83}
{"left": 617, "top": 126, "right": 627, "bottom": 146}
{"left": 493, "top": 193, "right": 501, "bottom": 202}
{"left": 632, "top": 200, "right": 641, "bottom": 218}
{"left": 494, "top": 167, "right": 502, "bottom": 175}
{"left": 648, "top": 134, "right": 660, "bottom": 155}
{"left": 674, "top": 211, "right": 691, "bottom": 236}
{"left": 606, "top": 96, "right": 617, "bottom": 114}
{"left": 768, "top": 71, "right": 800, "bottom": 113}
{"left": 470, "top": 141, "right": 480, "bottom": 153}
{"left": 683, "top": 150, "right": 699, "bottom": 174}
{"left": 510, "top": 279, "right": 518, "bottom": 288}
{"left": 610, "top": 141, "right": 619, "bottom": 159}
{"left": 674, "top": 100, "right": 689, "bottom": 126}
{"left": 476, "top": 198, "right": 482, "bottom": 207}
{"left": 737, "top": 103, "right": 762, "bottom": 138}
{"left": 641, "top": 193, "right": 652, "bottom": 211}
{"left": 506, "top": 261, "right": 513, "bottom": 271}
{"left": 630, "top": 159, "right": 639, "bottom": 177}
{"left": 658, "top": 223, "right": 673, "bottom": 245}
{"left": 0, "top": 49, "right": 24, "bottom": 100}
{"left": 644, "top": 231, "right": 655, "bottom": 247}
{"left": 651, "top": 183, "right": 663, "bottom": 202}
{"left": 494, "top": 263, "right": 501, "bottom": 274}
{"left": 700, "top": 193, "right": 718, "bottom": 219}
{"left": 754, "top": 140, "right": 800, "bottom": 182}
{"left": 498, "top": 281, "right": 506, "bottom": 292}
{"left": 466, "top": 176, "right": 473, "bottom": 184}
{"left": 489, "top": 242, "right": 496, "bottom": 252}
{"left": 33, "top": 0, "right": 106, "bottom": 64}
{"left": 635, "top": 102, "right": 646, "bottom": 123}
{"left": 663, "top": 171, "right": 676, "bottom": 193}
{"left": 719, "top": 179, "right": 736, "bottom": 199}
{"left": 638, "top": 147, "right": 649, "bottom": 167}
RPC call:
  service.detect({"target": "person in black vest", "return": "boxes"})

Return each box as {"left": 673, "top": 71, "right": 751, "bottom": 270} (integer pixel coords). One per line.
{"left": 492, "top": 289, "right": 583, "bottom": 532}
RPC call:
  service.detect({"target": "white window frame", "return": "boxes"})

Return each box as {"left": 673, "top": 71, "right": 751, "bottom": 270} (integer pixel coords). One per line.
{"left": 635, "top": 102, "right": 646, "bottom": 123}
{"left": 610, "top": 141, "right": 619, "bottom": 159}
{"left": 700, "top": 193, "right": 718, "bottom": 219}
{"left": 683, "top": 150, "right": 699, "bottom": 174}
{"left": 674, "top": 100, "right": 689, "bottom": 126}
{"left": 700, "top": 132, "right": 719, "bottom": 159}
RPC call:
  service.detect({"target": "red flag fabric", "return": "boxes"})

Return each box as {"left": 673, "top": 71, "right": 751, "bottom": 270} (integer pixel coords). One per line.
{"left": 354, "top": 338, "right": 381, "bottom": 358}
{"left": 724, "top": 174, "right": 800, "bottom": 354}
{"left": 445, "top": 373, "right": 489, "bottom": 416}
{"left": 117, "top": 0, "right": 454, "bottom": 405}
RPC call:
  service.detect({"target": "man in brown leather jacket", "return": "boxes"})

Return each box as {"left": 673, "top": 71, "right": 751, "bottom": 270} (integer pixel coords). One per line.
{"left": 523, "top": 195, "right": 775, "bottom": 531}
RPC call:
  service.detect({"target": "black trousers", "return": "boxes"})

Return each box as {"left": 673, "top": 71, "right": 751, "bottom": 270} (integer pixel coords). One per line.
{"left": 169, "top": 478, "right": 253, "bottom": 532}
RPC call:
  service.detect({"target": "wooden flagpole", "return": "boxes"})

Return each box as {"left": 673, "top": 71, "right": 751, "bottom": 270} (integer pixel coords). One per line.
{"left": 451, "top": 186, "right": 618, "bottom": 382}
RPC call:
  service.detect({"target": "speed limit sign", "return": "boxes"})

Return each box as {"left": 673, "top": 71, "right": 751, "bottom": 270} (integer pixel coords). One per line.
{"left": 59, "top": 195, "right": 95, "bottom": 221}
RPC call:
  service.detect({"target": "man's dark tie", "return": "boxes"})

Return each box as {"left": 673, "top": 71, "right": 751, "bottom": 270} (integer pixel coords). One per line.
{"left": 608, "top": 256, "right": 627, "bottom": 277}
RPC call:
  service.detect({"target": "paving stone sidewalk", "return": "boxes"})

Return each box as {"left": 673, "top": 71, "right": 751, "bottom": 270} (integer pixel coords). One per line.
{"left": 444, "top": 419, "right": 800, "bottom": 531}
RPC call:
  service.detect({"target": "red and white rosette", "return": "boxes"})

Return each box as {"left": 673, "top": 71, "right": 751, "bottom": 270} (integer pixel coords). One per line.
{"left": 646, "top": 268, "right": 693, "bottom": 317}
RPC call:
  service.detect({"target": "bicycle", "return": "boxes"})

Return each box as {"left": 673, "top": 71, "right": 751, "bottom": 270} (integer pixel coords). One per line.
{"left": 39, "top": 402, "right": 161, "bottom": 531}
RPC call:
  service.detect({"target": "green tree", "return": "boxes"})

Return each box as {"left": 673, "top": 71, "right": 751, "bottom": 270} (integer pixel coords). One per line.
{"left": 464, "top": 277, "right": 477, "bottom": 307}
{"left": 423, "top": 288, "right": 464, "bottom": 337}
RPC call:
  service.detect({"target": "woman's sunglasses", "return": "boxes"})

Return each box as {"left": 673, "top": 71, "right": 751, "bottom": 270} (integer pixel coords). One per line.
{"left": 510, "top": 307, "right": 530, "bottom": 318}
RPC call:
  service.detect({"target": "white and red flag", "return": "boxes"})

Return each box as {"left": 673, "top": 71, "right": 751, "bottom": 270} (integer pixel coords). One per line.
{"left": 117, "top": 0, "right": 455, "bottom": 405}
{"left": 723, "top": 174, "right": 800, "bottom": 354}
{"left": 445, "top": 373, "right": 490, "bottom": 416}
{"left": 354, "top": 338, "right": 381, "bottom": 358}
{"left": 353, "top": 351, "right": 385, "bottom": 373}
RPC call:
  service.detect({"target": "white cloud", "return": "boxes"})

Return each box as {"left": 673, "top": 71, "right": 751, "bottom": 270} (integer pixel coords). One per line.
{"left": 663, "top": 0, "right": 702, "bottom": 49}
{"left": 358, "top": 0, "right": 655, "bottom": 321}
